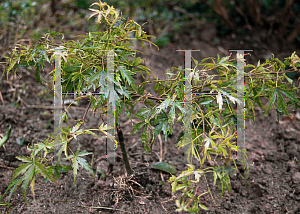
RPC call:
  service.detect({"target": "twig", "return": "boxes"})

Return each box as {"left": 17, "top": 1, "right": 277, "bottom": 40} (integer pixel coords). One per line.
{"left": 157, "top": 133, "right": 165, "bottom": 183}
{"left": 81, "top": 100, "right": 92, "bottom": 131}
{"left": 186, "top": 186, "right": 198, "bottom": 209}
{"left": 0, "top": 163, "right": 15, "bottom": 170}
{"left": 0, "top": 90, "right": 4, "bottom": 104}
{"left": 20, "top": 104, "right": 87, "bottom": 110}
{"left": 89, "top": 206, "right": 131, "bottom": 213}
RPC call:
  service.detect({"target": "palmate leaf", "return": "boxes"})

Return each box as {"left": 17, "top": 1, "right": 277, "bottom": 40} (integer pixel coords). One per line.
{"left": 276, "top": 89, "right": 291, "bottom": 118}
{"left": 278, "top": 88, "right": 300, "bottom": 107}
{"left": 129, "top": 121, "right": 146, "bottom": 138}
{"left": 154, "top": 97, "right": 172, "bottom": 116}
{"left": 47, "top": 164, "right": 73, "bottom": 181}
{"left": 32, "top": 139, "right": 52, "bottom": 158}
{"left": 153, "top": 110, "right": 169, "bottom": 141}
{"left": 118, "top": 65, "right": 136, "bottom": 91}
{"left": 263, "top": 87, "right": 297, "bottom": 119}
{"left": 35, "top": 161, "right": 57, "bottom": 183}
{"left": 53, "top": 139, "right": 69, "bottom": 163}
{"left": 66, "top": 150, "right": 96, "bottom": 183}
{"left": 251, "top": 87, "right": 265, "bottom": 110}
{"left": 2, "top": 157, "right": 58, "bottom": 205}
{"left": 4, "top": 179, "right": 23, "bottom": 203}
{"left": 1, "top": 162, "right": 32, "bottom": 202}
{"left": 98, "top": 123, "right": 119, "bottom": 147}
{"left": 11, "top": 161, "right": 32, "bottom": 180}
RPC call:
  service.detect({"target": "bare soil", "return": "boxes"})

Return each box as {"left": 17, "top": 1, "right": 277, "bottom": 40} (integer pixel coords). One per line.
{"left": 1, "top": 29, "right": 300, "bottom": 214}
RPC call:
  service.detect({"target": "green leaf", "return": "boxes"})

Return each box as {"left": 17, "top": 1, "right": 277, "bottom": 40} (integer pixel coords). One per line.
{"left": 35, "top": 63, "right": 44, "bottom": 84}
{"left": 152, "top": 162, "right": 177, "bottom": 174}
{"left": 278, "top": 88, "right": 300, "bottom": 106}
{"left": 6, "top": 179, "right": 23, "bottom": 203}
{"left": 169, "top": 101, "right": 176, "bottom": 124}
{"left": 35, "top": 161, "right": 57, "bottom": 183}
{"left": 154, "top": 97, "right": 172, "bottom": 116}
{"left": 141, "top": 125, "right": 150, "bottom": 152}
{"left": 276, "top": 90, "right": 291, "bottom": 117}
{"left": 10, "top": 162, "right": 31, "bottom": 183}
{"left": 153, "top": 110, "right": 169, "bottom": 141}
{"left": 133, "top": 57, "right": 143, "bottom": 66}
{"left": 129, "top": 122, "right": 145, "bottom": 138}
{"left": 199, "top": 203, "right": 208, "bottom": 210}
{"left": 85, "top": 130, "right": 100, "bottom": 139}
{"left": 21, "top": 164, "right": 35, "bottom": 204}
{"left": 76, "top": 156, "right": 96, "bottom": 180}
{"left": 263, "top": 88, "right": 276, "bottom": 116}
{"left": 67, "top": 150, "right": 95, "bottom": 183}
{"left": 252, "top": 87, "right": 265, "bottom": 110}
{"left": 118, "top": 65, "right": 136, "bottom": 91}
{"left": 71, "top": 121, "right": 83, "bottom": 133}
{"left": 53, "top": 140, "right": 69, "bottom": 162}
{"left": 134, "top": 108, "right": 151, "bottom": 120}
{"left": 0, "top": 126, "right": 11, "bottom": 148}
{"left": 32, "top": 139, "right": 52, "bottom": 158}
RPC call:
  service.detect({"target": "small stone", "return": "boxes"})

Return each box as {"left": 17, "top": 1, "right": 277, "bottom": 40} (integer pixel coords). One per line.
{"left": 287, "top": 161, "right": 297, "bottom": 169}
{"left": 240, "top": 189, "right": 247, "bottom": 197}
{"left": 295, "top": 186, "right": 300, "bottom": 195}
{"left": 292, "top": 172, "right": 300, "bottom": 184}
{"left": 263, "top": 167, "right": 272, "bottom": 175}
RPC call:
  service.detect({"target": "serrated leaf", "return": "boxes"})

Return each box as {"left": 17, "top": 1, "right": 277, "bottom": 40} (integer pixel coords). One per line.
{"left": 76, "top": 156, "right": 96, "bottom": 180}
{"left": 134, "top": 108, "right": 151, "bottom": 120}
{"left": 16, "top": 156, "right": 32, "bottom": 163}
{"left": 55, "top": 140, "right": 69, "bottom": 162}
{"left": 263, "top": 88, "right": 276, "bottom": 116}
{"left": 278, "top": 88, "right": 300, "bottom": 105}
{"left": 152, "top": 162, "right": 177, "bottom": 174}
{"left": 22, "top": 164, "right": 35, "bottom": 204}
{"left": 11, "top": 162, "right": 32, "bottom": 180}
{"left": 7, "top": 178, "right": 23, "bottom": 203}
{"left": 118, "top": 65, "right": 136, "bottom": 91}
{"left": 70, "top": 121, "right": 83, "bottom": 134}
{"left": 169, "top": 101, "right": 176, "bottom": 124}
{"left": 129, "top": 122, "right": 145, "bottom": 138}
{"left": 68, "top": 151, "right": 95, "bottom": 183}
{"left": 276, "top": 90, "right": 291, "bottom": 117}
{"left": 35, "top": 162, "right": 57, "bottom": 183}
{"left": 35, "top": 64, "right": 44, "bottom": 84}
{"left": 154, "top": 97, "right": 172, "bottom": 116}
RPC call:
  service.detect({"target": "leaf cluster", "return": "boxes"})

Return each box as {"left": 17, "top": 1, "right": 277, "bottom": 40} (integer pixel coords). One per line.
{"left": 1, "top": 1, "right": 300, "bottom": 213}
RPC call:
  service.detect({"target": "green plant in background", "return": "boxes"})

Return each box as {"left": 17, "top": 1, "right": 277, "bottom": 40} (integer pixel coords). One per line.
{"left": 1, "top": 1, "right": 300, "bottom": 213}
{"left": 0, "top": 0, "right": 45, "bottom": 52}
{"left": 102, "top": 0, "right": 300, "bottom": 45}
{"left": 102, "top": 0, "right": 211, "bottom": 47}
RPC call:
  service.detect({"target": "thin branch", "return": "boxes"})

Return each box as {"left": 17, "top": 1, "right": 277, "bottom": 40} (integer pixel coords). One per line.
{"left": 81, "top": 100, "right": 92, "bottom": 131}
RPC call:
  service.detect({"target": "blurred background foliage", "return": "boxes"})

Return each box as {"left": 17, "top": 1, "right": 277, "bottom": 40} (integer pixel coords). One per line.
{"left": 0, "top": 0, "right": 300, "bottom": 55}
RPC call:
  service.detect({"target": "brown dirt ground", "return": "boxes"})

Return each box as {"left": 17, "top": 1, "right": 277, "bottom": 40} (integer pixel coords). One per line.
{"left": 1, "top": 29, "right": 300, "bottom": 214}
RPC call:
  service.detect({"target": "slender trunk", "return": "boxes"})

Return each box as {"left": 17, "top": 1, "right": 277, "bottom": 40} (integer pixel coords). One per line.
{"left": 116, "top": 125, "right": 133, "bottom": 175}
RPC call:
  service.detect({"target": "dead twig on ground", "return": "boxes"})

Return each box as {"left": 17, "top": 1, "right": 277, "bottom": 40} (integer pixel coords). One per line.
{"left": 0, "top": 163, "right": 15, "bottom": 170}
